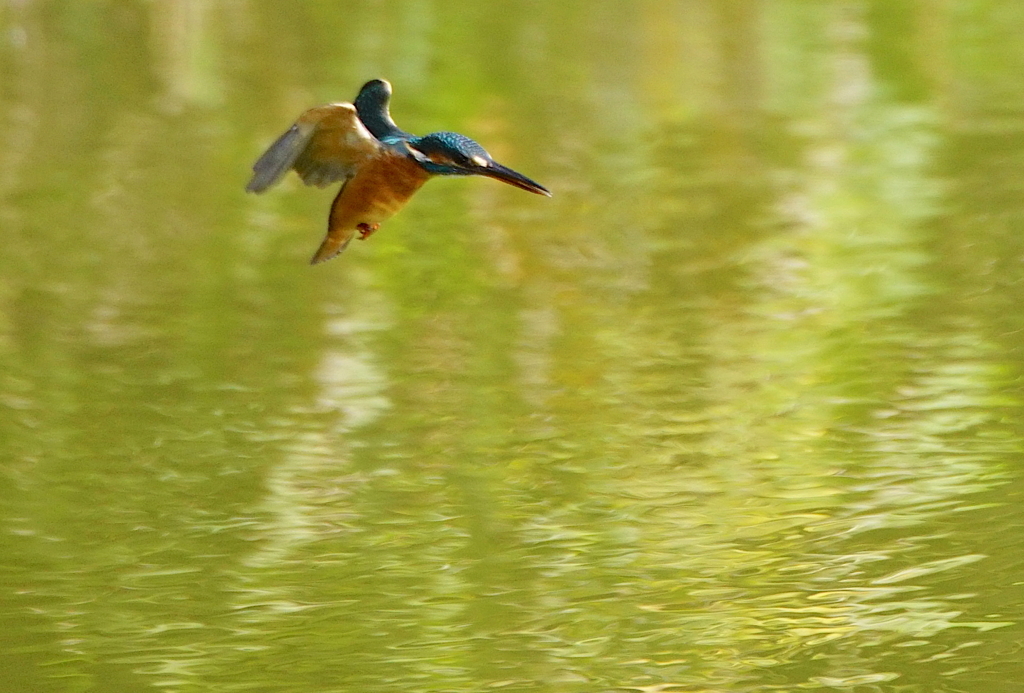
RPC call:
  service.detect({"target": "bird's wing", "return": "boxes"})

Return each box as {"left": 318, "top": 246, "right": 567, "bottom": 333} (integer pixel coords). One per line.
{"left": 246, "top": 103, "right": 381, "bottom": 193}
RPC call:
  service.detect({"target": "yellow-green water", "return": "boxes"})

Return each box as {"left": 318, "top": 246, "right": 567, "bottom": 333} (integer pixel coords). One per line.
{"left": 3, "top": 1, "right": 1024, "bottom": 691}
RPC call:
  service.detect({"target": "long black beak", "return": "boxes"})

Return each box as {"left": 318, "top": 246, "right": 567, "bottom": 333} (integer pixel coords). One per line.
{"left": 478, "top": 160, "right": 551, "bottom": 196}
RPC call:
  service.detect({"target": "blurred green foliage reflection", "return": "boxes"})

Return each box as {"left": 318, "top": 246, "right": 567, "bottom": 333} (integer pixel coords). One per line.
{"left": 3, "top": 2, "right": 1024, "bottom": 692}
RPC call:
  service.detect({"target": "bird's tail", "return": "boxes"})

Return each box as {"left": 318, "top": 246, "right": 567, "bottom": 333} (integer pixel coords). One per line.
{"left": 310, "top": 229, "right": 355, "bottom": 264}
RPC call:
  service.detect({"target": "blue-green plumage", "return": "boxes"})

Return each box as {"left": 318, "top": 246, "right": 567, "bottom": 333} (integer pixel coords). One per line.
{"left": 408, "top": 132, "right": 490, "bottom": 174}
{"left": 354, "top": 80, "right": 550, "bottom": 194}
{"left": 406, "top": 131, "right": 550, "bottom": 194}
{"left": 354, "top": 79, "right": 412, "bottom": 143}
{"left": 407, "top": 130, "right": 552, "bottom": 193}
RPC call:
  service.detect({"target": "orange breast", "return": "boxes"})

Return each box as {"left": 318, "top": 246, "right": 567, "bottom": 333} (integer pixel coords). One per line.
{"left": 328, "top": 149, "right": 431, "bottom": 232}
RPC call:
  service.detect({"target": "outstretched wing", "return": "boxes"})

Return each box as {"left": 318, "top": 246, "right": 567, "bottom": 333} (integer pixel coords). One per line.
{"left": 246, "top": 103, "right": 381, "bottom": 193}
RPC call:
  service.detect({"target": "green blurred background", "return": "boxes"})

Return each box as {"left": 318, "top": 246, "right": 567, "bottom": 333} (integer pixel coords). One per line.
{"left": 3, "top": 1, "right": 1024, "bottom": 691}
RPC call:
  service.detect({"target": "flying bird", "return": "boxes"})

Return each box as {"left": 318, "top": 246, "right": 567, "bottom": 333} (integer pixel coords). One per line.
{"left": 246, "top": 79, "right": 551, "bottom": 264}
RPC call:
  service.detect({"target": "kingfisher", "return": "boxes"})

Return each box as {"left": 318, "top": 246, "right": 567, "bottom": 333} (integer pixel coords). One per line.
{"left": 246, "top": 79, "right": 551, "bottom": 264}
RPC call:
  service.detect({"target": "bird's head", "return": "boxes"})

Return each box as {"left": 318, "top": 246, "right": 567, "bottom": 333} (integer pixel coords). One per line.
{"left": 408, "top": 132, "right": 551, "bottom": 196}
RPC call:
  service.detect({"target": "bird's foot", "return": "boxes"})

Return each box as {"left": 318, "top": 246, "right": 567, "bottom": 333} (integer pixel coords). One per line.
{"left": 357, "top": 223, "right": 380, "bottom": 240}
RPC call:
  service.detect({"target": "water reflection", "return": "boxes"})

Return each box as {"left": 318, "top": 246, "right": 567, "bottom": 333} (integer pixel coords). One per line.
{"left": 2, "top": 1, "right": 1024, "bottom": 692}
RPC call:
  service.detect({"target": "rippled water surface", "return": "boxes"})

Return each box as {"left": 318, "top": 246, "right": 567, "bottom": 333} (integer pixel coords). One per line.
{"left": 3, "top": 2, "right": 1024, "bottom": 691}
